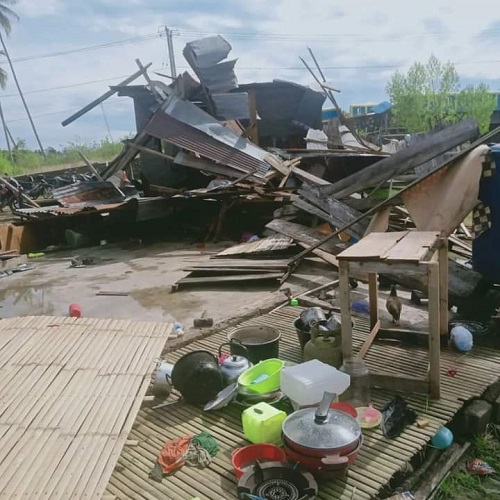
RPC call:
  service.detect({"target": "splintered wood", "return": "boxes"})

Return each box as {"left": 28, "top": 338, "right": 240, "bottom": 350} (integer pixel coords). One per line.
{"left": 0, "top": 315, "right": 172, "bottom": 499}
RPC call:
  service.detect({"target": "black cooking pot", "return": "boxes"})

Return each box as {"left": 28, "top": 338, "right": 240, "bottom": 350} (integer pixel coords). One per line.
{"left": 171, "top": 351, "right": 225, "bottom": 405}
{"left": 227, "top": 325, "right": 281, "bottom": 364}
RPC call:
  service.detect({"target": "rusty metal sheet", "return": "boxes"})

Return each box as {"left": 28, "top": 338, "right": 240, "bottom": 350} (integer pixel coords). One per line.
{"left": 52, "top": 181, "right": 125, "bottom": 207}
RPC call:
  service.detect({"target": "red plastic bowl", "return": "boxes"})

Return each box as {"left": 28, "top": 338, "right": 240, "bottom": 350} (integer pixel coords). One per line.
{"left": 231, "top": 444, "right": 287, "bottom": 478}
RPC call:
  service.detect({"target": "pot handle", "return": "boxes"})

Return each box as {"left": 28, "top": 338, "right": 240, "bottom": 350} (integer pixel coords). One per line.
{"left": 314, "top": 391, "right": 337, "bottom": 424}
{"left": 218, "top": 341, "right": 250, "bottom": 360}
{"left": 321, "top": 454, "right": 349, "bottom": 465}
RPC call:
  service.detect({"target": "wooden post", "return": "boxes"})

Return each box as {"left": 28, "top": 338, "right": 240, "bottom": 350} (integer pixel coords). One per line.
{"left": 427, "top": 260, "right": 441, "bottom": 399}
{"left": 368, "top": 273, "right": 379, "bottom": 329}
{"left": 438, "top": 240, "right": 449, "bottom": 336}
{"left": 339, "top": 260, "right": 353, "bottom": 359}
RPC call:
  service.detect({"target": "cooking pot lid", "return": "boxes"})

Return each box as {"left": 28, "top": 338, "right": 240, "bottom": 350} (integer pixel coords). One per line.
{"left": 282, "top": 393, "right": 361, "bottom": 449}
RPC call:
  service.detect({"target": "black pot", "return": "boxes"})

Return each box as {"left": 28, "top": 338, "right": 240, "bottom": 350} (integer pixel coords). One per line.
{"left": 227, "top": 326, "right": 280, "bottom": 364}
{"left": 171, "top": 351, "right": 225, "bottom": 405}
{"left": 293, "top": 318, "right": 311, "bottom": 352}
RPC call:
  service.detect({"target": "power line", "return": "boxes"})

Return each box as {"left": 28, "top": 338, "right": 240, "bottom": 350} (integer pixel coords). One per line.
{"left": 10, "top": 32, "right": 162, "bottom": 64}
{"left": 176, "top": 28, "right": 500, "bottom": 42}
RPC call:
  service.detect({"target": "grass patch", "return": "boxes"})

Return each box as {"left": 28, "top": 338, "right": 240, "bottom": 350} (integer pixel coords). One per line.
{"left": 1, "top": 137, "right": 127, "bottom": 175}
{"left": 436, "top": 427, "right": 500, "bottom": 500}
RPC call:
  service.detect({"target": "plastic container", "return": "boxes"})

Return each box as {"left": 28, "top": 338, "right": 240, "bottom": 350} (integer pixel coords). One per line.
{"left": 280, "top": 359, "right": 350, "bottom": 407}
{"left": 238, "top": 359, "right": 284, "bottom": 394}
{"left": 241, "top": 402, "right": 287, "bottom": 444}
{"left": 339, "top": 357, "right": 370, "bottom": 408}
{"left": 231, "top": 444, "right": 286, "bottom": 478}
{"left": 69, "top": 303, "right": 82, "bottom": 318}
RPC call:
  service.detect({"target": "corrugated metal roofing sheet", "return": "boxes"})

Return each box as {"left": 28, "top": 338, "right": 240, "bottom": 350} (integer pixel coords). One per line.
{"left": 145, "top": 99, "right": 272, "bottom": 178}
{"left": 52, "top": 181, "right": 125, "bottom": 207}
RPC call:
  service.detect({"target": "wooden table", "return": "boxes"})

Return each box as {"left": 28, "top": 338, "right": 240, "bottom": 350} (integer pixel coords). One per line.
{"left": 337, "top": 231, "right": 447, "bottom": 399}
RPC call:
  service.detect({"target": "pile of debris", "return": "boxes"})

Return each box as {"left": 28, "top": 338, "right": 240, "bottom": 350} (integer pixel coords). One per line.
{"left": 3, "top": 34, "right": 499, "bottom": 318}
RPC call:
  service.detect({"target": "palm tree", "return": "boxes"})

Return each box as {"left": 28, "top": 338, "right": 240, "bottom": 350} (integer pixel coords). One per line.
{"left": 0, "top": 0, "right": 19, "bottom": 89}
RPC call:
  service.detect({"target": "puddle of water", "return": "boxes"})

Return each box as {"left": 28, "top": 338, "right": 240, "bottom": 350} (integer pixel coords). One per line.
{"left": 0, "top": 286, "right": 56, "bottom": 317}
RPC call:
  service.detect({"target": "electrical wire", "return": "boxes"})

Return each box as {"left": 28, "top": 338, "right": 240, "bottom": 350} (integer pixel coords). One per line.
{"left": 10, "top": 32, "right": 162, "bottom": 64}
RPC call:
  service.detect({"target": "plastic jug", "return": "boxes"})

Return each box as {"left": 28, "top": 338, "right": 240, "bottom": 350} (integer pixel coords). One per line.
{"left": 241, "top": 402, "right": 286, "bottom": 444}
{"left": 280, "top": 359, "right": 350, "bottom": 407}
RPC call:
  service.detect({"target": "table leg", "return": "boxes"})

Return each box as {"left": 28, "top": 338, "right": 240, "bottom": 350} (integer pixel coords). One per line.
{"left": 438, "top": 242, "right": 448, "bottom": 336}
{"left": 428, "top": 261, "right": 441, "bottom": 399}
{"left": 339, "top": 260, "right": 353, "bottom": 359}
{"left": 368, "top": 273, "right": 378, "bottom": 330}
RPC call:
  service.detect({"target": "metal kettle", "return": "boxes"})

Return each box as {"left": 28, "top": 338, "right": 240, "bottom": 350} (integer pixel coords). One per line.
{"left": 218, "top": 342, "right": 252, "bottom": 384}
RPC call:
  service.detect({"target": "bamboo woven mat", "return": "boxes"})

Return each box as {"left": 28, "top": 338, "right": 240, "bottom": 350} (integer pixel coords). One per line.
{"left": 0, "top": 315, "right": 172, "bottom": 499}
{"left": 106, "top": 307, "right": 500, "bottom": 500}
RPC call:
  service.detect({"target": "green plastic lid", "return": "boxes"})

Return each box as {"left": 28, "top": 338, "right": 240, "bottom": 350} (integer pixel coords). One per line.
{"left": 290, "top": 298, "right": 299, "bottom": 306}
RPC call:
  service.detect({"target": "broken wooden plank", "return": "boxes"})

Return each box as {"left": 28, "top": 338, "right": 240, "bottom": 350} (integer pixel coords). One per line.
{"left": 319, "top": 118, "right": 479, "bottom": 198}
{"left": 359, "top": 320, "right": 381, "bottom": 359}
{"left": 266, "top": 219, "right": 347, "bottom": 255}
{"left": 176, "top": 273, "right": 282, "bottom": 286}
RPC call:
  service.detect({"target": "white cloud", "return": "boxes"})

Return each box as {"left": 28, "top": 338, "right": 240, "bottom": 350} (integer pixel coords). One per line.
{"left": 17, "top": 0, "right": 65, "bottom": 17}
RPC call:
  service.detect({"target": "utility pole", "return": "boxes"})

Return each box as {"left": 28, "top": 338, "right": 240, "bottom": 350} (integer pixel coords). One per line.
{"left": 100, "top": 103, "right": 114, "bottom": 142}
{"left": 0, "top": 101, "right": 14, "bottom": 163}
{"left": 0, "top": 31, "right": 45, "bottom": 157}
{"left": 165, "top": 27, "right": 177, "bottom": 79}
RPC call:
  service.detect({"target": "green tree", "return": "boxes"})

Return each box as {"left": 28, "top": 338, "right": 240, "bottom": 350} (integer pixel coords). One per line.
{"left": 386, "top": 55, "right": 496, "bottom": 134}
{"left": 0, "top": 0, "right": 19, "bottom": 88}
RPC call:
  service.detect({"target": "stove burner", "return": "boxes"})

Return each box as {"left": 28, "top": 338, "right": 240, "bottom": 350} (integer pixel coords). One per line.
{"left": 255, "top": 478, "right": 300, "bottom": 500}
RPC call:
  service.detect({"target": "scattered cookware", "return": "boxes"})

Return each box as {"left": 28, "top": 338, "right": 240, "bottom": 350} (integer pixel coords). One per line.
{"left": 152, "top": 360, "right": 174, "bottom": 398}
{"left": 171, "top": 351, "right": 225, "bottom": 405}
{"left": 218, "top": 342, "right": 252, "bottom": 384}
{"left": 242, "top": 402, "right": 287, "bottom": 445}
{"left": 231, "top": 444, "right": 287, "bottom": 479}
{"left": 237, "top": 461, "right": 318, "bottom": 500}
{"left": 238, "top": 358, "right": 284, "bottom": 395}
{"left": 282, "top": 391, "right": 362, "bottom": 458}
{"left": 228, "top": 325, "right": 281, "bottom": 363}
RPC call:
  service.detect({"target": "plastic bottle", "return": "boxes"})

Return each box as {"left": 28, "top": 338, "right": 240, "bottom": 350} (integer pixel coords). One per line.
{"left": 339, "top": 357, "right": 370, "bottom": 408}
{"left": 174, "top": 322, "right": 184, "bottom": 336}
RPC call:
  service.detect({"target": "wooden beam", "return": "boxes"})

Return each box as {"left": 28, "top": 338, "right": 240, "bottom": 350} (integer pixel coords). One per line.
{"left": 319, "top": 118, "right": 479, "bottom": 198}
{"left": 79, "top": 152, "right": 104, "bottom": 181}
{"left": 369, "top": 372, "right": 430, "bottom": 394}
{"left": 358, "top": 320, "right": 381, "bottom": 359}
{"left": 61, "top": 63, "right": 152, "bottom": 126}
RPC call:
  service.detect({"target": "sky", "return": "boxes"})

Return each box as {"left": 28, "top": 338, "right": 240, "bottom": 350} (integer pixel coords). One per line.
{"left": 0, "top": 0, "right": 499, "bottom": 149}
